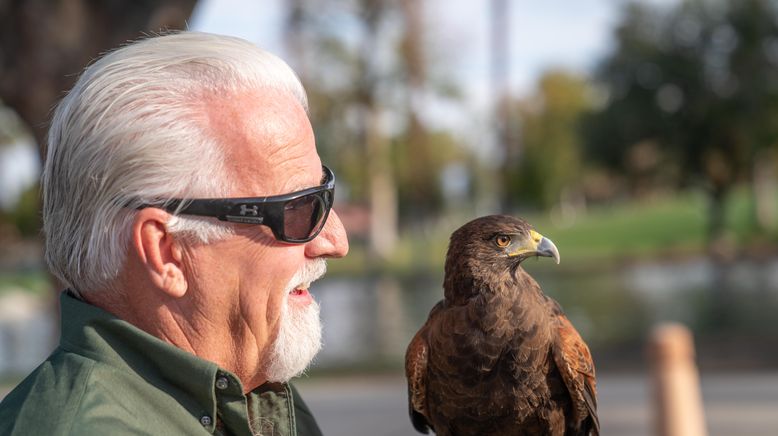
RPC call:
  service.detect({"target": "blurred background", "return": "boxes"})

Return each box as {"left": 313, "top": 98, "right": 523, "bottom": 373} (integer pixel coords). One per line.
{"left": 1, "top": 0, "right": 777, "bottom": 435}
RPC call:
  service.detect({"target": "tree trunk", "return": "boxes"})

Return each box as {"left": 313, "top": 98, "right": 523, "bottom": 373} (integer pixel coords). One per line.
{"left": 752, "top": 149, "right": 777, "bottom": 233}
{"left": 490, "top": 0, "right": 513, "bottom": 212}
{"left": 400, "top": 0, "right": 435, "bottom": 222}
{"left": 359, "top": 0, "right": 398, "bottom": 259}
{"left": 706, "top": 185, "right": 731, "bottom": 260}
{"left": 0, "top": 0, "right": 199, "bottom": 156}
{"left": 366, "top": 107, "right": 398, "bottom": 259}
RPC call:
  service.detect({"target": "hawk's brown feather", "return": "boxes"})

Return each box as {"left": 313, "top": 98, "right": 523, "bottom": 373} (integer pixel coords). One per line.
{"left": 552, "top": 306, "right": 600, "bottom": 434}
{"left": 405, "top": 215, "right": 598, "bottom": 436}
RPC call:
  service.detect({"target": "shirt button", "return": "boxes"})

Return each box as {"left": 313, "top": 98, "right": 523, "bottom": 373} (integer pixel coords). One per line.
{"left": 200, "top": 415, "right": 213, "bottom": 427}
{"left": 215, "top": 376, "right": 229, "bottom": 390}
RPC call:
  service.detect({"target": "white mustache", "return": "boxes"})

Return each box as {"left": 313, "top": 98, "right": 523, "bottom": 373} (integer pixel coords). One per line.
{"left": 284, "top": 258, "right": 327, "bottom": 294}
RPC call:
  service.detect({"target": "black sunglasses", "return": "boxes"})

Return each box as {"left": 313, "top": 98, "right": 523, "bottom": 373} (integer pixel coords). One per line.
{"left": 137, "top": 166, "right": 335, "bottom": 243}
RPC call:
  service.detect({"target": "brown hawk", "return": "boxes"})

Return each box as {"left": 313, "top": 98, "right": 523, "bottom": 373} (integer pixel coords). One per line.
{"left": 406, "top": 215, "right": 598, "bottom": 436}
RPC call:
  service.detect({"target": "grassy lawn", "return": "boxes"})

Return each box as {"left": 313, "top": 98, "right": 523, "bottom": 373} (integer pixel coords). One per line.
{"left": 329, "top": 188, "right": 776, "bottom": 276}
{"left": 0, "top": 270, "right": 50, "bottom": 295}
{"left": 525, "top": 192, "right": 709, "bottom": 263}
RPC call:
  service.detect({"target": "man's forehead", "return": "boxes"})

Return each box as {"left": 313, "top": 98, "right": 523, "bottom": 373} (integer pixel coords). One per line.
{"left": 203, "top": 88, "right": 308, "bottom": 145}
{"left": 201, "top": 88, "right": 319, "bottom": 196}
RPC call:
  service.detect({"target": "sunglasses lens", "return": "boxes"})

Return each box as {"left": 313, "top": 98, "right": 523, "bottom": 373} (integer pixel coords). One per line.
{"left": 284, "top": 192, "right": 329, "bottom": 241}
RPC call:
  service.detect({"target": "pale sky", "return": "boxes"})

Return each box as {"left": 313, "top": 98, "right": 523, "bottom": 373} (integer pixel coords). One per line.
{"left": 190, "top": 0, "right": 679, "bottom": 101}
{"left": 0, "top": 0, "right": 681, "bottom": 209}
{"left": 189, "top": 0, "right": 680, "bottom": 141}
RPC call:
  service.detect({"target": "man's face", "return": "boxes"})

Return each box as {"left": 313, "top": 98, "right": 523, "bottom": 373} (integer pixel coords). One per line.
{"left": 182, "top": 88, "right": 349, "bottom": 387}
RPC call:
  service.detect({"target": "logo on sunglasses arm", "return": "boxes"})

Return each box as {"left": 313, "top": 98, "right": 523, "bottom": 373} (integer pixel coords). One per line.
{"left": 240, "top": 204, "right": 259, "bottom": 216}
{"left": 224, "top": 204, "right": 264, "bottom": 224}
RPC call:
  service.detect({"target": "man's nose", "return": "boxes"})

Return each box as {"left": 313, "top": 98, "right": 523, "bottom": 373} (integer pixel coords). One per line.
{"left": 305, "top": 209, "right": 349, "bottom": 258}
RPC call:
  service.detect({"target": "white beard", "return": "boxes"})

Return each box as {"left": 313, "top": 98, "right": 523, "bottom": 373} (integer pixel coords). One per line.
{"left": 262, "top": 259, "right": 326, "bottom": 383}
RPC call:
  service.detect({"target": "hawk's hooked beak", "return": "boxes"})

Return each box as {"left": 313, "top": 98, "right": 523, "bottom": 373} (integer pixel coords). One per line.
{"left": 508, "top": 230, "right": 561, "bottom": 264}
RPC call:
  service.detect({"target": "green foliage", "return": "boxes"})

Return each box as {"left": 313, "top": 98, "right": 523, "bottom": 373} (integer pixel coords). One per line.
{"left": 0, "top": 103, "right": 31, "bottom": 144}
{"left": 526, "top": 192, "right": 709, "bottom": 261}
{"left": 586, "top": 0, "right": 778, "bottom": 240}
{"left": 0, "top": 270, "right": 49, "bottom": 296}
{"left": 285, "top": 0, "right": 467, "bottom": 227}
{"left": 329, "top": 188, "right": 776, "bottom": 277}
{"left": 0, "top": 183, "right": 40, "bottom": 238}
{"left": 507, "top": 71, "right": 592, "bottom": 209}
{"left": 393, "top": 129, "right": 468, "bottom": 221}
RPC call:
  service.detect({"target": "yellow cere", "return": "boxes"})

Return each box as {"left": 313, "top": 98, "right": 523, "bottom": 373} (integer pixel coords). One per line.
{"left": 529, "top": 230, "right": 543, "bottom": 247}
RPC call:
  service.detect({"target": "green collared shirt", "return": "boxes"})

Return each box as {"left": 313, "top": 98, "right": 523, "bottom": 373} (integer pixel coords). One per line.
{"left": 0, "top": 292, "right": 323, "bottom": 436}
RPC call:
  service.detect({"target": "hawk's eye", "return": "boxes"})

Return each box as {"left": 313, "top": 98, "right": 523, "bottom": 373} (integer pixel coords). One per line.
{"left": 495, "top": 235, "right": 511, "bottom": 247}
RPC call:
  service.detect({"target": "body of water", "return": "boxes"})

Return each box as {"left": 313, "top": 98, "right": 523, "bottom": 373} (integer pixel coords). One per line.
{"left": 2, "top": 257, "right": 778, "bottom": 375}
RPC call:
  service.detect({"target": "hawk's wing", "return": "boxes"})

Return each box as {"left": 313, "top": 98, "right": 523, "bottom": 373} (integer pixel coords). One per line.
{"left": 551, "top": 307, "right": 600, "bottom": 435}
{"left": 406, "top": 326, "right": 431, "bottom": 434}
{"left": 405, "top": 301, "right": 445, "bottom": 434}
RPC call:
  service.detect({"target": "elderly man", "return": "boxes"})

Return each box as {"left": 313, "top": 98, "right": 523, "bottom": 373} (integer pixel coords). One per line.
{"left": 0, "top": 32, "right": 348, "bottom": 435}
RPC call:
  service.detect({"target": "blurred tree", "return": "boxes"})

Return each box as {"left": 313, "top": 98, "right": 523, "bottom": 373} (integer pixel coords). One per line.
{"left": 283, "top": 0, "right": 465, "bottom": 257}
{"left": 394, "top": 129, "right": 468, "bottom": 220}
{"left": 586, "top": 0, "right": 778, "bottom": 246}
{"left": 283, "top": 0, "right": 398, "bottom": 258}
{"left": 1, "top": 184, "right": 40, "bottom": 238}
{"left": 0, "top": 107, "right": 38, "bottom": 242}
{"left": 0, "top": 0, "right": 198, "bottom": 297}
{"left": 491, "top": 0, "right": 512, "bottom": 212}
{"left": 0, "top": 103, "right": 30, "bottom": 145}
{"left": 725, "top": 0, "right": 778, "bottom": 233}
{"left": 0, "top": 0, "right": 199, "bottom": 156}
{"left": 507, "top": 70, "right": 592, "bottom": 211}
{"left": 396, "top": 0, "right": 440, "bottom": 222}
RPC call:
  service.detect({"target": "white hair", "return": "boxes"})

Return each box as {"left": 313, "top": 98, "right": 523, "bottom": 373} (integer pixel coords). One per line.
{"left": 43, "top": 31, "right": 308, "bottom": 295}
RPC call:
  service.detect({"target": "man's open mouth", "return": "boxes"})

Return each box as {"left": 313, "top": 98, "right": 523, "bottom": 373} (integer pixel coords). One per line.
{"left": 288, "top": 282, "right": 313, "bottom": 301}
{"left": 290, "top": 288, "right": 309, "bottom": 296}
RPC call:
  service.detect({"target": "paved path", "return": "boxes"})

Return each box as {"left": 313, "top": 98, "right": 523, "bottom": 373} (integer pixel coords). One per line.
{"left": 3, "top": 371, "right": 776, "bottom": 435}
{"left": 296, "top": 371, "right": 778, "bottom": 436}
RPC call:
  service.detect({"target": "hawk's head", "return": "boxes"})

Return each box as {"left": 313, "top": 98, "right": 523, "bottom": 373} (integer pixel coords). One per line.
{"left": 444, "top": 215, "right": 560, "bottom": 299}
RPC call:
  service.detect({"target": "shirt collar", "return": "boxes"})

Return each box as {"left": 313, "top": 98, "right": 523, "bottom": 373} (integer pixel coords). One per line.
{"left": 58, "top": 291, "right": 223, "bottom": 426}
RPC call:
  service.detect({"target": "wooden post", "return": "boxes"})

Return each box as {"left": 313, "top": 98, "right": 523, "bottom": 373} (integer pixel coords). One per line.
{"left": 648, "top": 323, "right": 708, "bottom": 436}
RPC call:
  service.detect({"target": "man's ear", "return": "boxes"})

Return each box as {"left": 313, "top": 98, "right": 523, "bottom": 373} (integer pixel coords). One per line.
{"left": 131, "top": 208, "right": 188, "bottom": 298}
